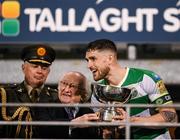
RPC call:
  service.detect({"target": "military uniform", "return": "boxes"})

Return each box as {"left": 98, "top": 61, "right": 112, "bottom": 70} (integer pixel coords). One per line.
{"left": 0, "top": 44, "right": 58, "bottom": 138}
{"left": 0, "top": 83, "right": 58, "bottom": 138}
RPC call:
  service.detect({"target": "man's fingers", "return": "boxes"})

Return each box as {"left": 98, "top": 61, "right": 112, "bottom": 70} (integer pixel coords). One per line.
{"left": 85, "top": 113, "right": 99, "bottom": 120}
{"left": 113, "top": 115, "right": 125, "bottom": 120}
{"left": 116, "top": 108, "right": 127, "bottom": 116}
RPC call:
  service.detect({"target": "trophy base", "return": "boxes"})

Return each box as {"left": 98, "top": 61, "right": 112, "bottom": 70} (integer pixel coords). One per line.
{"left": 101, "top": 109, "right": 117, "bottom": 122}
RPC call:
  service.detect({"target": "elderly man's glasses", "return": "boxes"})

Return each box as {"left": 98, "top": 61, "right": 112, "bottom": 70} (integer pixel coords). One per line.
{"left": 60, "top": 81, "right": 82, "bottom": 90}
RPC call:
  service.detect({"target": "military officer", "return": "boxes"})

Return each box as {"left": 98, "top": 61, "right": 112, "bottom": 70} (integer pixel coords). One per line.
{"left": 0, "top": 44, "right": 58, "bottom": 138}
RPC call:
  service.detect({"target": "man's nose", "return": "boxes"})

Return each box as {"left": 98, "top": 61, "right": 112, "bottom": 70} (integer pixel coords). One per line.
{"left": 37, "top": 66, "right": 43, "bottom": 72}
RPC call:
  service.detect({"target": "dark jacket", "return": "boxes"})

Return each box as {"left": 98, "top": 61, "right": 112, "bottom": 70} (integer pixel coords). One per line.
{"left": 0, "top": 82, "right": 58, "bottom": 138}
{"left": 36, "top": 100, "right": 101, "bottom": 139}
{"left": 71, "top": 107, "right": 101, "bottom": 139}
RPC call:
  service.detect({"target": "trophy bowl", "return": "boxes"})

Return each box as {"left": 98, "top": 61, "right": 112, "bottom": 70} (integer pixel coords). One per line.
{"left": 91, "top": 83, "right": 132, "bottom": 121}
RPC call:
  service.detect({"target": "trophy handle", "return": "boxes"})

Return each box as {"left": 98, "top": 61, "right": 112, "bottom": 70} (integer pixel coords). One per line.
{"left": 122, "top": 92, "right": 132, "bottom": 104}
{"left": 92, "top": 84, "right": 107, "bottom": 103}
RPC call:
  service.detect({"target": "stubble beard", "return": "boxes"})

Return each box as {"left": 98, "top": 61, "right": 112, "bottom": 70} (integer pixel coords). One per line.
{"left": 94, "top": 67, "right": 110, "bottom": 81}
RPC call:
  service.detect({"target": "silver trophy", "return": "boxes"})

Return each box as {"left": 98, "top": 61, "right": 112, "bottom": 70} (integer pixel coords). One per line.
{"left": 91, "top": 83, "right": 132, "bottom": 122}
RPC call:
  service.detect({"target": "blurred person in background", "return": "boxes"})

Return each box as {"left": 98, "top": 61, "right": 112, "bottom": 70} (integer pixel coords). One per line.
{"left": 85, "top": 39, "right": 177, "bottom": 139}
{"left": 37, "top": 71, "right": 101, "bottom": 139}
{"left": 0, "top": 44, "right": 57, "bottom": 138}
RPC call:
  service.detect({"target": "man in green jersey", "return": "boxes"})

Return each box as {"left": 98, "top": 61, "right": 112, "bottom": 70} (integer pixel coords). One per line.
{"left": 85, "top": 39, "right": 177, "bottom": 139}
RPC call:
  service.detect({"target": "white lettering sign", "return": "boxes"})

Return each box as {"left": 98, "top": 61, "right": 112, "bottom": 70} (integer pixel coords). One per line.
{"left": 24, "top": 7, "right": 179, "bottom": 33}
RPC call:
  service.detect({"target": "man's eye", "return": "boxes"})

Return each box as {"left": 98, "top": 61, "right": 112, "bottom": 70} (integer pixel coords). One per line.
{"left": 42, "top": 67, "right": 48, "bottom": 70}
{"left": 32, "top": 65, "right": 38, "bottom": 68}
{"left": 70, "top": 84, "right": 76, "bottom": 88}
{"left": 61, "top": 81, "right": 67, "bottom": 85}
{"left": 30, "top": 64, "right": 38, "bottom": 68}
{"left": 91, "top": 57, "right": 96, "bottom": 61}
{"left": 64, "top": 82, "right": 68, "bottom": 86}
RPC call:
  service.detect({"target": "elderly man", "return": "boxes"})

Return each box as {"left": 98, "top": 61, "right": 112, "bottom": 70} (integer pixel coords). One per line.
{"left": 0, "top": 45, "right": 57, "bottom": 138}
{"left": 37, "top": 71, "right": 100, "bottom": 139}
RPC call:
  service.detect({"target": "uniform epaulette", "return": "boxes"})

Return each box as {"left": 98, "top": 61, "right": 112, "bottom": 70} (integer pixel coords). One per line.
{"left": 47, "top": 86, "right": 58, "bottom": 92}
{"left": 0, "top": 84, "right": 18, "bottom": 89}
{"left": 46, "top": 87, "right": 58, "bottom": 100}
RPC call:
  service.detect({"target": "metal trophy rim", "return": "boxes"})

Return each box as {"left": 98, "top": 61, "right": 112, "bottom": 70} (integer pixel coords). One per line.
{"left": 91, "top": 82, "right": 132, "bottom": 104}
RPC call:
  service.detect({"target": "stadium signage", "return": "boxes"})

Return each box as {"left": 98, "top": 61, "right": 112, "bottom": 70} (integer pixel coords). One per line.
{"left": 24, "top": 7, "right": 179, "bottom": 33}
{"left": 0, "top": 0, "right": 179, "bottom": 43}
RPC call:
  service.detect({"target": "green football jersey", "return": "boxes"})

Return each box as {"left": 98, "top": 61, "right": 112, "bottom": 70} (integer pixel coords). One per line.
{"left": 91, "top": 67, "right": 173, "bottom": 139}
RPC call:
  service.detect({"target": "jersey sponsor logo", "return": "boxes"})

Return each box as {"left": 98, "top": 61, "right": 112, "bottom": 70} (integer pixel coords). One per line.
{"left": 153, "top": 94, "right": 172, "bottom": 105}
{"left": 156, "top": 80, "right": 168, "bottom": 94}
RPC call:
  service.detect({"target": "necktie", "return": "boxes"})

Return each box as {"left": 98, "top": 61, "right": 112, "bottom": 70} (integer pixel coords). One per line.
{"left": 66, "top": 107, "right": 75, "bottom": 120}
{"left": 30, "top": 88, "right": 39, "bottom": 103}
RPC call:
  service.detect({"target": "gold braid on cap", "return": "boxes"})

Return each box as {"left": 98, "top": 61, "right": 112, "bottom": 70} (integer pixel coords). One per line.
{"left": 0, "top": 87, "right": 33, "bottom": 138}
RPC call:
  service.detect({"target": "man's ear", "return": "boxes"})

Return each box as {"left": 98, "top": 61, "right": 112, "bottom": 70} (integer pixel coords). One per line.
{"left": 109, "top": 55, "right": 113, "bottom": 60}
{"left": 47, "top": 67, "right": 50, "bottom": 74}
{"left": 108, "top": 55, "right": 114, "bottom": 64}
{"left": 22, "top": 63, "right": 24, "bottom": 70}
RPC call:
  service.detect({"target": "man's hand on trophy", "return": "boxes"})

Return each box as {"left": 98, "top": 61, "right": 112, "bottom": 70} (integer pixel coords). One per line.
{"left": 71, "top": 113, "right": 99, "bottom": 128}
{"left": 113, "top": 108, "right": 127, "bottom": 129}
{"left": 113, "top": 108, "right": 127, "bottom": 121}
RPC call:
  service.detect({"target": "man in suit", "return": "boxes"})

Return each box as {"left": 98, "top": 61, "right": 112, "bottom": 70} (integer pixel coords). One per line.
{"left": 0, "top": 44, "right": 58, "bottom": 138}
{"left": 37, "top": 71, "right": 101, "bottom": 139}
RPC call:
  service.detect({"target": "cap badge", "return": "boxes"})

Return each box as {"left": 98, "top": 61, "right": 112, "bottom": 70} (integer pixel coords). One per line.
{"left": 37, "top": 47, "right": 46, "bottom": 56}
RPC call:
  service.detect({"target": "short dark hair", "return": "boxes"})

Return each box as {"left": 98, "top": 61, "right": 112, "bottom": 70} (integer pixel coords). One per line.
{"left": 86, "top": 39, "right": 117, "bottom": 54}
